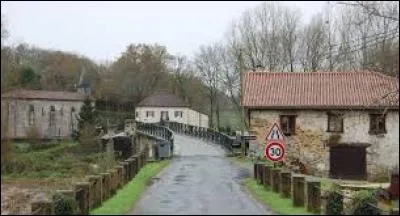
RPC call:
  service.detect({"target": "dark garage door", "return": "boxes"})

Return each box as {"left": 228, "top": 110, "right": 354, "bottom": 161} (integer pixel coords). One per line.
{"left": 330, "top": 146, "right": 367, "bottom": 180}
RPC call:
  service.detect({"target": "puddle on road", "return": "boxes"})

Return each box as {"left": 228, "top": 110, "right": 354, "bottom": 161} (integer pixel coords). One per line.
{"left": 233, "top": 168, "right": 251, "bottom": 181}
{"left": 174, "top": 174, "right": 186, "bottom": 183}
{"left": 147, "top": 177, "right": 161, "bottom": 186}
{"left": 161, "top": 199, "right": 172, "bottom": 204}
{"left": 168, "top": 190, "right": 178, "bottom": 195}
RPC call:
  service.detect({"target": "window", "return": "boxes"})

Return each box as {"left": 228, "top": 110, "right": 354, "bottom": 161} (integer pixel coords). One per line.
{"left": 280, "top": 115, "right": 296, "bottom": 136}
{"left": 369, "top": 114, "right": 386, "bottom": 134}
{"left": 327, "top": 112, "right": 344, "bottom": 132}
{"left": 161, "top": 111, "right": 169, "bottom": 121}
{"left": 49, "top": 106, "right": 56, "bottom": 127}
{"left": 28, "top": 105, "right": 35, "bottom": 126}
{"left": 71, "top": 107, "right": 76, "bottom": 132}
{"left": 60, "top": 107, "right": 64, "bottom": 116}
{"left": 174, "top": 111, "right": 183, "bottom": 118}
{"left": 42, "top": 107, "right": 45, "bottom": 116}
{"left": 135, "top": 111, "right": 139, "bottom": 118}
{"left": 146, "top": 111, "right": 154, "bottom": 117}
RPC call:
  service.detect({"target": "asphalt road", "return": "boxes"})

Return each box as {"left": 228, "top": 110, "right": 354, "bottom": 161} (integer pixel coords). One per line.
{"left": 130, "top": 135, "right": 272, "bottom": 215}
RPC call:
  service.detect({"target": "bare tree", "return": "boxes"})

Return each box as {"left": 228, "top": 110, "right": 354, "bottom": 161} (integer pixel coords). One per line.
{"left": 280, "top": 6, "right": 301, "bottom": 72}
{"left": 298, "top": 13, "right": 327, "bottom": 72}
{"left": 1, "top": 13, "right": 8, "bottom": 44}
{"left": 337, "top": 1, "right": 399, "bottom": 22}
{"left": 194, "top": 43, "right": 223, "bottom": 129}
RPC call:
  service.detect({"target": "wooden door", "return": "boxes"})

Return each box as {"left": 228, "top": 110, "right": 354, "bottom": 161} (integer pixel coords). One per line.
{"left": 329, "top": 146, "right": 367, "bottom": 180}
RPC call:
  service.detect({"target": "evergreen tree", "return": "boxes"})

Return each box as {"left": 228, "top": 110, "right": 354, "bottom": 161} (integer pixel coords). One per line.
{"left": 77, "top": 97, "right": 97, "bottom": 137}
{"left": 19, "top": 66, "right": 41, "bottom": 89}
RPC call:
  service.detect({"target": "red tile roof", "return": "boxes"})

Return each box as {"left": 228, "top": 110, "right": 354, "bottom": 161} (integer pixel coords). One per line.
{"left": 242, "top": 71, "right": 399, "bottom": 109}
{"left": 1, "top": 89, "right": 90, "bottom": 101}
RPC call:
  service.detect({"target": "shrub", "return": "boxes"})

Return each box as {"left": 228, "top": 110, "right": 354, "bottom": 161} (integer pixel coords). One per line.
{"left": 53, "top": 193, "right": 77, "bottom": 215}
{"left": 25, "top": 126, "right": 42, "bottom": 148}
{"left": 324, "top": 184, "right": 344, "bottom": 215}
{"left": 370, "top": 168, "right": 390, "bottom": 183}
{"left": 1, "top": 140, "right": 12, "bottom": 173}
{"left": 351, "top": 190, "right": 381, "bottom": 215}
{"left": 31, "top": 141, "right": 60, "bottom": 151}
{"left": 78, "top": 123, "right": 100, "bottom": 153}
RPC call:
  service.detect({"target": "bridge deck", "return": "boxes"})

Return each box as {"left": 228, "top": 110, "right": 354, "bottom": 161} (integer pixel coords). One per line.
{"left": 130, "top": 134, "right": 272, "bottom": 215}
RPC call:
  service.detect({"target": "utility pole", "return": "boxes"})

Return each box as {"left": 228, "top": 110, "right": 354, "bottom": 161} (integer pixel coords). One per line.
{"left": 327, "top": 1, "right": 334, "bottom": 72}
{"left": 238, "top": 48, "right": 248, "bottom": 157}
{"left": 361, "top": 2, "right": 367, "bottom": 70}
{"left": 239, "top": 48, "right": 246, "bottom": 133}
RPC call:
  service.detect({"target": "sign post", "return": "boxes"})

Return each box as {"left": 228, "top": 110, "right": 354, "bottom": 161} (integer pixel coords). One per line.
{"left": 265, "top": 123, "right": 286, "bottom": 164}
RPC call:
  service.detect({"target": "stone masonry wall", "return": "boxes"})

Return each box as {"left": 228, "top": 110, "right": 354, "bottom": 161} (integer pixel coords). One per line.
{"left": 2, "top": 99, "right": 85, "bottom": 139}
{"left": 249, "top": 109, "right": 399, "bottom": 178}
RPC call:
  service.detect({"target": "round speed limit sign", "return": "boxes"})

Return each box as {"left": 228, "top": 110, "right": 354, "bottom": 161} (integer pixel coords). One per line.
{"left": 265, "top": 141, "right": 286, "bottom": 162}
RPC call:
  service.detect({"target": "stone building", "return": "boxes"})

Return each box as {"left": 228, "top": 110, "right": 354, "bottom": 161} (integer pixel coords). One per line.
{"left": 135, "top": 89, "right": 209, "bottom": 128}
{"left": 1, "top": 89, "right": 91, "bottom": 139}
{"left": 242, "top": 71, "right": 399, "bottom": 180}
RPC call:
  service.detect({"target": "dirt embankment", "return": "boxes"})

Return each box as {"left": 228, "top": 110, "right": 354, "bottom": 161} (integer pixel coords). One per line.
{"left": 1, "top": 178, "right": 76, "bottom": 215}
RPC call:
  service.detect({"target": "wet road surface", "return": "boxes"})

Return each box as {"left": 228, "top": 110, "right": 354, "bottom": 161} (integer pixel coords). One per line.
{"left": 130, "top": 135, "right": 271, "bottom": 215}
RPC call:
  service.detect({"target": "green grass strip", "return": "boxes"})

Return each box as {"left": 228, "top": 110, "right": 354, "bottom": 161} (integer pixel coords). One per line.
{"left": 243, "top": 178, "right": 314, "bottom": 215}
{"left": 90, "top": 160, "right": 170, "bottom": 215}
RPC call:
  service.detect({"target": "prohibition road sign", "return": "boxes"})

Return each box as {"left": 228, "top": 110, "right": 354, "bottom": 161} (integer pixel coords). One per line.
{"left": 265, "top": 141, "right": 286, "bottom": 162}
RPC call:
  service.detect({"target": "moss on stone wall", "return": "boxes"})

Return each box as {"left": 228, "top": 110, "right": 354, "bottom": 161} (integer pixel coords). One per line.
{"left": 250, "top": 117, "right": 329, "bottom": 177}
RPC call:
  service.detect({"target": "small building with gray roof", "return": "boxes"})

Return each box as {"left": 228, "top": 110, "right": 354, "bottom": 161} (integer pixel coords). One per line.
{"left": 135, "top": 89, "right": 209, "bottom": 128}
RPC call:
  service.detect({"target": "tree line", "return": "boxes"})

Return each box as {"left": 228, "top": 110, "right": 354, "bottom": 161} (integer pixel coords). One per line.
{"left": 1, "top": 1, "right": 399, "bottom": 131}
{"left": 193, "top": 1, "right": 399, "bottom": 129}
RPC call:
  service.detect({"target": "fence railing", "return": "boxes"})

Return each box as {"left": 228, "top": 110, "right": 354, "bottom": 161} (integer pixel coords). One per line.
{"left": 166, "top": 121, "right": 234, "bottom": 152}
{"left": 134, "top": 121, "right": 234, "bottom": 152}
{"left": 136, "top": 121, "right": 174, "bottom": 143}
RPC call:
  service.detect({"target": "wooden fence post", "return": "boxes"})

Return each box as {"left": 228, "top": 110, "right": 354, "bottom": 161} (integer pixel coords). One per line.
{"left": 120, "top": 162, "right": 129, "bottom": 185}
{"left": 254, "top": 163, "right": 258, "bottom": 179}
{"left": 280, "top": 171, "right": 291, "bottom": 198}
{"left": 262, "top": 165, "right": 268, "bottom": 187}
{"left": 88, "top": 175, "right": 102, "bottom": 209}
{"left": 271, "top": 168, "right": 281, "bottom": 193}
{"left": 100, "top": 173, "right": 111, "bottom": 201}
{"left": 31, "top": 200, "right": 54, "bottom": 215}
{"left": 259, "top": 164, "right": 265, "bottom": 185}
{"left": 115, "top": 165, "right": 123, "bottom": 189}
{"left": 75, "top": 182, "right": 90, "bottom": 215}
{"left": 125, "top": 158, "right": 133, "bottom": 180}
{"left": 292, "top": 176, "right": 306, "bottom": 207}
{"left": 263, "top": 165, "right": 272, "bottom": 188}
{"left": 257, "top": 163, "right": 264, "bottom": 184}
{"left": 108, "top": 169, "right": 118, "bottom": 195}
{"left": 307, "top": 180, "right": 321, "bottom": 214}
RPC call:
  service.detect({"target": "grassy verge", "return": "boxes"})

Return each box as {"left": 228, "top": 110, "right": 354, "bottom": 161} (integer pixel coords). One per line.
{"left": 243, "top": 178, "right": 314, "bottom": 215}
{"left": 231, "top": 156, "right": 254, "bottom": 166}
{"left": 90, "top": 160, "right": 170, "bottom": 215}
{"left": 231, "top": 156, "right": 273, "bottom": 167}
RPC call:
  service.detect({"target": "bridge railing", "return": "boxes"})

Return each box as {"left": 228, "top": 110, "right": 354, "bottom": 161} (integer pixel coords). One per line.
{"left": 167, "top": 121, "right": 233, "bottom": 152}
{"left": 134, "top": 121, "right": 234, "bottom": 152}
{"left": 135, "top": 121, "right": 174, "bottom": 143}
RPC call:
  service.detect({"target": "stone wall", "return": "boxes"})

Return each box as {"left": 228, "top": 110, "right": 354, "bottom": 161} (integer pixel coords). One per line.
{"left": 1, "top": 99, "right": 86, "bottom": 139}
{"left": 249, "top": 109, "right": 399, "bottom": 178}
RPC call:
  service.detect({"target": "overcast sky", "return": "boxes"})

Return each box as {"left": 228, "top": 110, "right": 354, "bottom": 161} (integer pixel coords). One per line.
{"left": 2, "top": 1, "right": 327, "bottom": 63}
